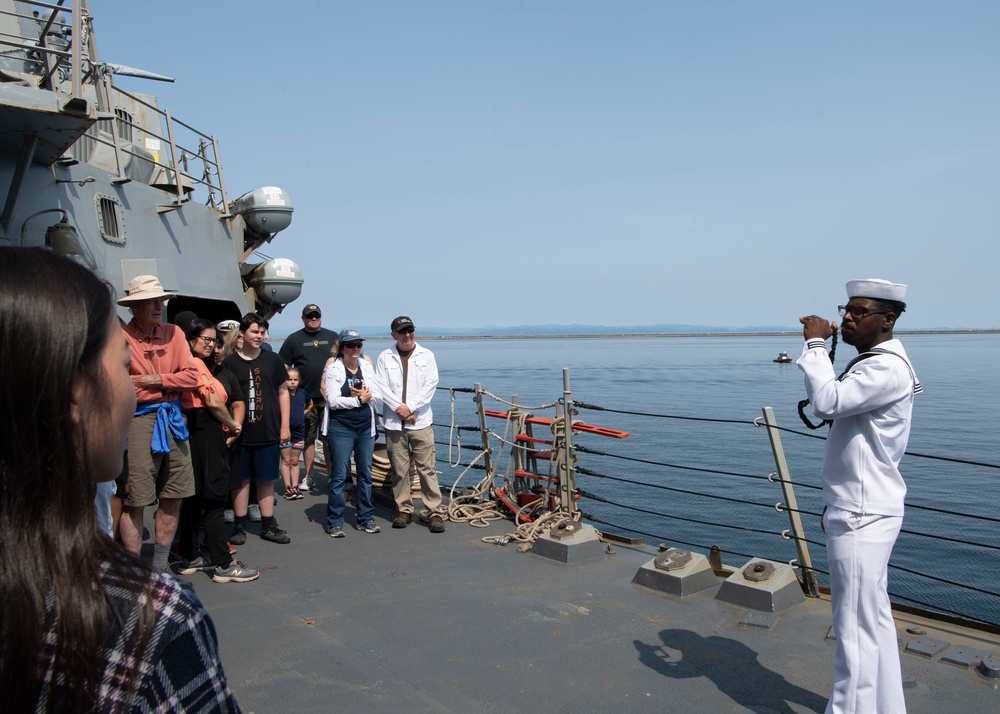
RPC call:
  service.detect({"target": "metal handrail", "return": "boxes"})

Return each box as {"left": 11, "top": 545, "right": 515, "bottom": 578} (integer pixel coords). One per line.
{"left": 2, "top": 0, "right": 229, "bottom": 209}
{"left": 438, "top": 379, "right": 1000, "bottom": 626}
{"left": 761, "top": 406, "right": 818, "bottom": 597}
{"left": 107, "top": 85, "right": 228, "bottom": 208}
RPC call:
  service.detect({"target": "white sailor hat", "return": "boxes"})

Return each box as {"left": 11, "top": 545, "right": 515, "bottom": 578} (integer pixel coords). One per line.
{"left": 846, "top": 278, "right": 907, "bottom": 302}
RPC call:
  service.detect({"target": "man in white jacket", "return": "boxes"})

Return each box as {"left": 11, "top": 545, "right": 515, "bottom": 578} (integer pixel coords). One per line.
{"left": 799, "top": 279, "right": 920, "bottom": 714}
{"left": 374, "top": 316, "right": 447, "bottom": 532}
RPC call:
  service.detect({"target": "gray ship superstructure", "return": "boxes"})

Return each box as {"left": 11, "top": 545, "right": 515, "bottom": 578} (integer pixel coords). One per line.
{"left": 0, "top": 0, "right": 301, "bottom": 322}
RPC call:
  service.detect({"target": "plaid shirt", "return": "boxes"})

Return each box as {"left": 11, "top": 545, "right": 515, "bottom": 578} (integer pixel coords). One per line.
{"left": 36, "top": 562, "right": 241, "bottom": 713}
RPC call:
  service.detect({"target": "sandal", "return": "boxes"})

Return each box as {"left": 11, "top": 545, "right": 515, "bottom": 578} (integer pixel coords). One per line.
{"left": 283, "top": 489, "right": 295, "bottom": 500}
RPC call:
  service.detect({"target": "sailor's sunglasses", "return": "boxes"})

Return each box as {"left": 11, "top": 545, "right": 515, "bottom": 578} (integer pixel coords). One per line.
{"left": 394, "top": 327, "right": 414, "bottom": 334}
{"left": 343, "top": 342, "right": 363, "bottom": 349}
{"left": 837, "top": 304, "right": 888, "bottom": 320}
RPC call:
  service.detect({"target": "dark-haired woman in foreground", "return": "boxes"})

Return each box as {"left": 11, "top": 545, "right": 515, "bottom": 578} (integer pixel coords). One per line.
{"left": 0, "top": 247, "right": 240, "bottom": 712}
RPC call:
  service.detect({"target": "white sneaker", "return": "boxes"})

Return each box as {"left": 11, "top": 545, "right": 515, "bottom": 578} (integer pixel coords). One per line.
{"left": 299, "top": 476, "right": 314, "bottom": 491}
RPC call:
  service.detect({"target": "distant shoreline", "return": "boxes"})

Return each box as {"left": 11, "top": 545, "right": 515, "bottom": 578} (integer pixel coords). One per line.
{"left": 417, "top": 329, "right": 1000, "bottom": 341}
{"left": 268, "top": 329, "right": 998, "bottom": 343}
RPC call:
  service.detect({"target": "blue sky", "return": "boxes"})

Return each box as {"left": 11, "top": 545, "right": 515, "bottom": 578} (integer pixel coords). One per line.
{"left": 99, "top": 1, "right": 998, "bottom": 332}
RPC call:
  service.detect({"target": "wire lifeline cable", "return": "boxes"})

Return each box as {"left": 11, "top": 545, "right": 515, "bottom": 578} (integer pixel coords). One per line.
{"left": 478, "top": 389, "right": 559, "bottom": 412}
{"left": 758, "top": 420, "right": 1000, "bottom": 469}
{"left": 577, "top": 468, "right": 785, "bottom": 511}
{"left": 575, "top": 401, "right": 752, "bottom": 425}
{"left": 580, "top": 489, "right": 780, "bottom": 538}
{"left": 575, "top": 398, "right": 1000, "bottom": 469}
{"left": 784, "top": 505, "right": 1000, "bottom": 546}
{"left": 436, "top": 385, "right": 1000, "bottom": 623}
{"left": 575, "top": 444, "right": 767, "bottom": 481}
{"left": 582, "top": 464, "right": 1000, "bottom": 587}
{"left": 574, "top": 420, "right": 998, "bottom": 518}
{"left": 887, "top": 562, "right": 1000, "bottom": 601}
{"left": 586, "top": 490, "right": 1000, "bottom": 617}
{"left": 438, "top": 421, "right": 1000, "bottom": 549}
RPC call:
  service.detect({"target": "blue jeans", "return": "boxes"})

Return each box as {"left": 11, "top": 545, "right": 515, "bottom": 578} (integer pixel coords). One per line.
{"left": 94, "top": 479, "right": 116, "bottom": 537}
{"left": 326, "top": 421, "right": 374, "bottom": 529}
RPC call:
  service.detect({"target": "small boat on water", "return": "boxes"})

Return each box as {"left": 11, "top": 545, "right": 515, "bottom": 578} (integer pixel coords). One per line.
{"left": 773, "top": 351, "right": 793, "bottom": 363}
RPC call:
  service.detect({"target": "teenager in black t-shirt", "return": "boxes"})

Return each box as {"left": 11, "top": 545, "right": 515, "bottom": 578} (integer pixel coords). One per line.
{"left": 221, "top": 314, "right": 291, "bottom": 545}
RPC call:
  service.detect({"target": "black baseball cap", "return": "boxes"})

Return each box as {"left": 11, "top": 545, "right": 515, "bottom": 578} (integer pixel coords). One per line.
{"left": 301, "top": 304, "right": 321, "bottom": 317}
{"left": 390, "top": 316, "right": 414, "bottom": 332}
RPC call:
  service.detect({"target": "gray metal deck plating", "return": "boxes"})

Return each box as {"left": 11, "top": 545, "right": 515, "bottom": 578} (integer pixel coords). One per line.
{"left": 178, "top": 487, "right": 1000, "bottom": 713}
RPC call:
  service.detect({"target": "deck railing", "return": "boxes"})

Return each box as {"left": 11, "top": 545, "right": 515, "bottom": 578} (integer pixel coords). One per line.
{"left": 0, "top": 0, "right": 229, "bottom": 210}
{"left": 429, "top": 372, "right": 1000, "bottom": 629}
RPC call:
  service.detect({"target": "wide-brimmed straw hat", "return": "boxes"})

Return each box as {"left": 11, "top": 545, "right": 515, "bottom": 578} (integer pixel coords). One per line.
{"left": 117, "top": 275, "right": 176, "bottom": 305}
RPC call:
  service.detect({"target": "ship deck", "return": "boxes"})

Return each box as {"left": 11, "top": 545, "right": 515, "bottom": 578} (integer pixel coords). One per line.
{"left": 177, "top": 487, "right": 1000, "bottom": 713}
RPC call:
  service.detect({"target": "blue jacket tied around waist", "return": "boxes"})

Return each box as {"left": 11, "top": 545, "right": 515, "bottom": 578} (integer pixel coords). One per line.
{"left": 135, "top": 400, "right": 189, "bottom": 454}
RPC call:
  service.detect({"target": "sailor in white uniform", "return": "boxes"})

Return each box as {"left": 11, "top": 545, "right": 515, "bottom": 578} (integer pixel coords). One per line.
{"left": 798, "top": 279, "right": 920, "bottom": 714}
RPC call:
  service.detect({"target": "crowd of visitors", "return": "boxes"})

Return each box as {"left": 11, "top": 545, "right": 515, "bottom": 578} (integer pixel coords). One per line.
{"left": 0, "top": 249, "right": 447, "bottom": 709}
{"left": 106, "top": 291, "right": 446, "bottom": 576}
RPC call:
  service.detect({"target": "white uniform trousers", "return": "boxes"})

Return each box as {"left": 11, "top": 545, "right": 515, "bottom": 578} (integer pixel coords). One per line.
{"left": 824, "top": 506, "right": 905, "bottom": 714}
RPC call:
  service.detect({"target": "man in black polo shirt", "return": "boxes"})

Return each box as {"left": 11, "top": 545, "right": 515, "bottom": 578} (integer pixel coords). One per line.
{"left": 279, "top": 304, "right": 338, "bottom": 490}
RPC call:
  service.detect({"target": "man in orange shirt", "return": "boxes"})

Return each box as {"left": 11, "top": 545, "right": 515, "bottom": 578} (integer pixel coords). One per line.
{"left": 117, "top": 276, "right": 200, "bottom": 570}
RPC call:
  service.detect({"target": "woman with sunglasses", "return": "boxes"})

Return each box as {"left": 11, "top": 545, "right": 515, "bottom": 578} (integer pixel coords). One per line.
{"left": 177, "top": 319, "right": 258, "bottom": 583}
{"left": 321, "top": 329, "right": 382, "bottom": 537}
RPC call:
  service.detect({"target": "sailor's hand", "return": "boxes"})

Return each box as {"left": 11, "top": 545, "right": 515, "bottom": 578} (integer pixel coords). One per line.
{"left": 395, "top": 405, "right": 412, "bottom": 420}
{"left": 355, "top": 387, "right": 372, "bottom": 404}
{"left": 799, "top": 315, "right": 834, "bottom": 341}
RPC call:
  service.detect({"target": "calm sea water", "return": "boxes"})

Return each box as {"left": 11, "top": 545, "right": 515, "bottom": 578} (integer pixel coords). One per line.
{"left": 414, "top": 333, "right": 1000, "bottom": 624}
